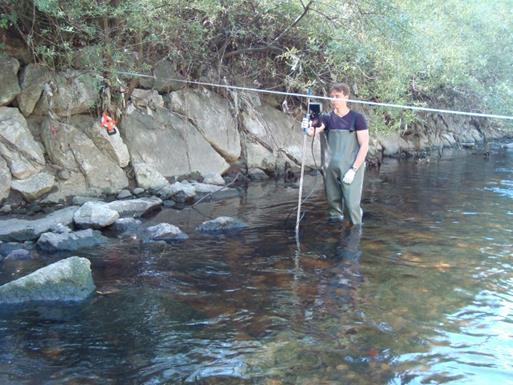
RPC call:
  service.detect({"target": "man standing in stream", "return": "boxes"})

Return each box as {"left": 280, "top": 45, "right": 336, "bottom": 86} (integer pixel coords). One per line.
{"left": 306, "top": 83, "right": 369, "bottom": 225}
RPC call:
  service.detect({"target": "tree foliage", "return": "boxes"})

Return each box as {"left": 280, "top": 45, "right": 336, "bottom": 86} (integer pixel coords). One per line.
{"left": 1, "top": 0, "right": 512, "bottom": 131}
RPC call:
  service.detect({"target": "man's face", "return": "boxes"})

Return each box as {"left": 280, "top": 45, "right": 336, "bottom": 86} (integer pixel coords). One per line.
{"left": 330, "top": 91, "right": 348, "bottom": 109}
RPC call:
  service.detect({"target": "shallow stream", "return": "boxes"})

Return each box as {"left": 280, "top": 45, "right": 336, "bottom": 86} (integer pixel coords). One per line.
{"left": 1, "top": 147, "right": 513, "bottom": 385}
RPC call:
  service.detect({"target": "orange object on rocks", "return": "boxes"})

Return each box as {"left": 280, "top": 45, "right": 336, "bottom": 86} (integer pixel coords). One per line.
{"left": 101, "top": 112, "right": 117, "bottom": 136}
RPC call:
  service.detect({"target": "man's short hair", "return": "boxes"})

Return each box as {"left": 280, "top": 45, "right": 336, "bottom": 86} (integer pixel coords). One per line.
{"left": 330, "top": 83, "right": 350, "bottom": 96}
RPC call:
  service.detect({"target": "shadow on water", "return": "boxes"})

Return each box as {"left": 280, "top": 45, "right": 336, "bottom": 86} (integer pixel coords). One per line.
{"left": 1, "top": 146, "right": 513, "bottom": 384}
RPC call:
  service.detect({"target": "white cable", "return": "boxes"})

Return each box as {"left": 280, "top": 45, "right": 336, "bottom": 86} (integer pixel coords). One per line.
{"left": 115, "top": 70, "right": 513, "bottom": 121}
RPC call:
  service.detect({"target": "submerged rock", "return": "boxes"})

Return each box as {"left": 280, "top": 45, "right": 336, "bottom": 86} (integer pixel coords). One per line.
{"left": 144, "top": 223, "right": 188, "bottom": 242}
{"left": 4, "top": 248, "right": 32, "bottom": 261}
{"left": 37, "top": 229, "right": 107, "bottom": 252}
{"left": 196, "top": 216, "right": 248, "bottom": 233}
{"left": 0, "top": 206, "right": 78, "bottom": 242}
{"left": 73, "top": 201, "right": 119, "bottom": 229}
{"left": 0, "top": 256, "right": 95, "bottom": 304}
{"left": 110, "top": 217, "right": 142, "bottom": 235}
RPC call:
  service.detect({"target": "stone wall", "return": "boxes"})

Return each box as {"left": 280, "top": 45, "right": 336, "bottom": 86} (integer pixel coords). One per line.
{"left": 0, "top": 55, "right": 509, "bottom": 207}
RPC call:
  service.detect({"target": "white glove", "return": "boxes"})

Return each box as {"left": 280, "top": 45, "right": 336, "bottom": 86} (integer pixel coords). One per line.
{"left": 301, "top": 117, "right": 310, "bottom": 131}
{"left": 342, "top": 168, "right": 356, "bottom": 184}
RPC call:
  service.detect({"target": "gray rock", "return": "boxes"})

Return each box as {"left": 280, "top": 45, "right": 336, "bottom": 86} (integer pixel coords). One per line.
{"left": 4, "top": 248, "right": 31, "bottom": 261}
{"left": 162, "top": 200, "right": 175, "bottom": 208}
{"left": 37, "top": 229, "right": 107, "bottom": 252}
{"left": 32, "top": 70, "right": 100, "bottom": 116}
{"left": 0, "top": 206, "right": 78, "bottom": 242}
{"left": 241, "top": 103, "right": 320, "bottom": 169}
{"left": 49, "top": 223, "right": 72, "bottom": 234}
{"left": 110, "top": 217, "right": 141, "bottom": 234}
{"left": 40, "top": 118, "right": 128, "bottom": 194}
{"left": 190, "top": 181, "right": 239, "bottom": 200}
{"left": 0, "top": 242, "right": 31, "bottom": 257}
{"left": 43, "top": 172, "right": 90, "bottom": 204}
{"left": 0, "top": 107, "right": 46, "bottom": 179}
{"left": 132, "top": 187, "right": 145, "bottom": 196}
{"left": 73, "top": 201, "right": 119, "bottom": 229}
{"left": 132, "top": 162, "right": 169, "bottom": 190}
{"left": 0, "top": 56, "right": 21, "bottom": 106}
{"left": 0, "top": 204, "right": 12, "bottom": 214}
{"left": 201, "top": 173, "right": 225, "bottom": 186}
{"left": 0, "top": 256, "right": 95, "bottom": 304}
{"left": 0, "top": 156, "right": 11, "bottom": 202}
{"left": 131, "top": 89, "right": 165, "bottom": 109}
{"left": 196, "top": 216, "right": 248, "bottom": 233}
{"left": 248, "top": 168, "right": 269, "bottom": 181}
{"left": 117, "top": 189, "right": 132, "bottom": 199}
{"left": 106, "top": 196, "right": 162, "bottom": 217}
{"left": 144, "top": 223, "right": 188, "bottom": 242}
{"left": 120, "top": 106, "right": 229, "bottom": 177}
{"left": 10, "top": 172, "right": 56, "bottom": 201}
{"left": 158, "top": 181, "right": 196, "bottom": 201}
{"left": 378, "top": 133, "right": 401, "bottom": 157}
{"left": 171, "top": 89, "right": 241, "bottom": 162}
{"left": 17, "top": 64, "right": 52, "bottom": 116}
{"left": 71, "top": 195, "right": 102, "bottom": 206}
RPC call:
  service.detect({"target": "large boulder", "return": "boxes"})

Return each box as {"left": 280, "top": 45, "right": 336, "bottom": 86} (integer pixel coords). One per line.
{"left": 241, "top": 103, "right": 320, "bottom": 169}
{"left": 41, "top": 117, "right": 128, "bottom": 194}
{"left": 37, "top": 229, "right": 107, "bottom": 252}
{"left": 0, "top": 56, "right": 21, "bottom": 106}
{"left": 10, "top": 172, "right": 55, "bottom": 201}
{"left": 0, "top": 206, "right": 78, "bottom": 242}
{"left": 32, "top": 70, "right": 100, "bottom": 116}
{"left": 0, "top": 256, "right": 95, "bottom": 304}
{"left": 120, "top": 106, "right": 229, "bottom": 177}
{"left": 0, "top": 156, "right": 11, "bottom": 202}
{"left": 73, "top": 201, "right": 119, "bottom": 229}
{"left": 71, "top": 115, "right": 130, "bottom": 168}
{"left": 17, "top": 64, "right": 52, "bottom": 116}
{"left": 170, "top": 88, "right": 241, "bottom": 162}
{"left": 0, "top": 107, "right": 46, "bottom": 179}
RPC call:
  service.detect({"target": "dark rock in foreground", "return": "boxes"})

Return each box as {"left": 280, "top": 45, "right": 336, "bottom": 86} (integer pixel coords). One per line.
{"left": 144, "top": 223, "right": 188, "bottom": 242}
{"left": 37, "top": 229, "right": 107, "bottom": 252}
{"left": 196, "top": 216, "right": 248, "bottom": 233}
{"left": 0, "top": 256, "right": 95, "bottom": 305}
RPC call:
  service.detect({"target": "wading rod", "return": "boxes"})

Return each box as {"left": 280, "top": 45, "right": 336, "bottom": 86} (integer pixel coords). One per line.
{"left": 295, "top": 90, "right": 312, "bottom": 240}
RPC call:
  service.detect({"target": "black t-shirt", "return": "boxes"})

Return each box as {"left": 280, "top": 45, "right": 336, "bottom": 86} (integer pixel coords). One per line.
{"left": 319, "top": 110, "right": 368, "bottom": 132}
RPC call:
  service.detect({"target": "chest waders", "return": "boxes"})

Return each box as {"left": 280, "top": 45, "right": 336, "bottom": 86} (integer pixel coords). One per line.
{"left": 321, "top": 116, "right": 364, "bottom": 225}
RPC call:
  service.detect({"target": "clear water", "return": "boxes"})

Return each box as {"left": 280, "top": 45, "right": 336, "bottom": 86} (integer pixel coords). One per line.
{"left": 1, "top": 147, "right": 513, "bottom": 385}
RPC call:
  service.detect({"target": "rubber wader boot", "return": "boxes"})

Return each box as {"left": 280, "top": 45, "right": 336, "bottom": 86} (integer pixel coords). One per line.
{"left": 321, "top": 126, "right": 364, "bottom": 225}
